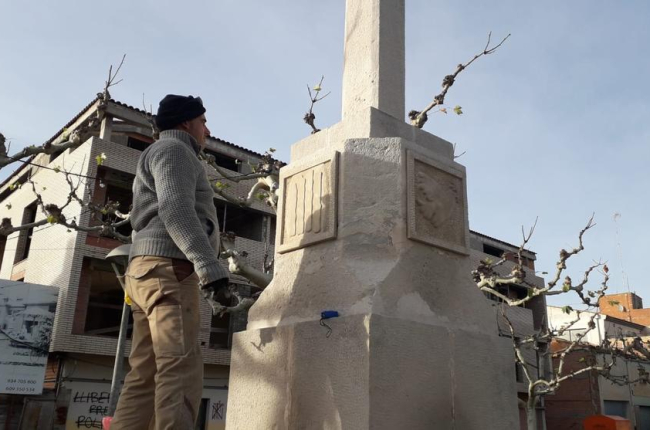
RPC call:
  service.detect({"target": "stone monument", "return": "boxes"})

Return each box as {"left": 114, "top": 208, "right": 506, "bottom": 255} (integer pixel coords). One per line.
{"left": 225, "top": 1, "right": 519, "bottom": 428}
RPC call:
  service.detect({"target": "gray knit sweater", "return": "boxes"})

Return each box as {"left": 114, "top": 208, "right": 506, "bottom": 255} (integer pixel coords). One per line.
{"left": 129, "top": 130, "right": 229, "bottom": 286}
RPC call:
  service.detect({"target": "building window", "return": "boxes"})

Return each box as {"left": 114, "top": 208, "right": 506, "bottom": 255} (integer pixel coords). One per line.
{"left": 515, "top": 361, "right": 524, "bottom": 383}
{"left": 96, "top": 168, "right": 134, "bottom": 237}
{"left": 49, "top": 148, "right": 64, "bottom": 163}
{"left": 204, "top": 149, "right": 239, "bottom": 172}
{"left": 603, "top": 400, "right": 628, "bottom": 418}
{"left": 484, "top": 284, "right": 528, "bottom": 305}
{"left": 269, "top": 217, "right": 276, "bottom": 245}
{"left": 82, "top": 258, "right": 132, "bottom": 337}
{"left": 209, "top": 313, "right": 231, "bottom": 349}
{"left": 0, "top": 234, "right": 6, "bottom": 272}
{"left": 127, "top": 136, "right": 150, "bottom": 152}
{"left": 214, "top": 200, "right": 265, "bottom": 242}
{"left": 14, "top": 201, "right": 38, "bottom": 263}
{"left": 103, "top": 183, "right": 133, "bottom": 237}
{"left": 483, "top": 244, "right": 504, "bottom": 258}
{"left": 208, "top": 283, "right": 252, "bottom": 349}
{"left": 0, "top": 171, "right": 29, "bottom": 203}
{"left": 196, "top": 399, "right": 209, "bottom": 430}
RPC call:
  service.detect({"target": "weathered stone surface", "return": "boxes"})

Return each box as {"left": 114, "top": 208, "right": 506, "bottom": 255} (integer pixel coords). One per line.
{"left": 226, "top": 131, "right": 519, "bottom": 429}
{"left": 228, "top": 314, "right": 518, "bottom": 430}
{"left": 290, "top": 107, "right": 455, "bottom": 160}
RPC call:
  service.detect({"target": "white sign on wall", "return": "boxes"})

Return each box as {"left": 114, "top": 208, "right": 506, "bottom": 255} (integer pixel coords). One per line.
{"left": 0, "top": 280, "right": 58, "bottom": 395}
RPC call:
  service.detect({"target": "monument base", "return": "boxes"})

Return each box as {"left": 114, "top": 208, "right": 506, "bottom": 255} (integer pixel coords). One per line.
{"left": 226, "top": 314, "right": 518, "bottom": 429}
{"left": 226, "top": 111, "right": 519, "bottom": 429}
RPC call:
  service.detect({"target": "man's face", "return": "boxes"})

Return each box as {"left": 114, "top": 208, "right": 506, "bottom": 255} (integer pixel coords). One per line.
{"left": 183, "top": 114, "right": 210, "bottom": 148}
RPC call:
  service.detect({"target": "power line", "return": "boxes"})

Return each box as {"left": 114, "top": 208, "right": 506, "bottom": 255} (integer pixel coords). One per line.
{"left": 2, "top": 246, "right": 98, "bottom": 253}
{"left": 6, "top": 154, "right": 98, "bottom": 180}
{"left": 8, "top": 144, "right": 268, "bottom": 181}
{"left": 2, "top": 221, "right": 61, "bottom": 242}
{"left": 5, "top": 152, "right": 266, "bottom": 189}
{"left": 1, "top": 208, "right": 95, "bottom": 242}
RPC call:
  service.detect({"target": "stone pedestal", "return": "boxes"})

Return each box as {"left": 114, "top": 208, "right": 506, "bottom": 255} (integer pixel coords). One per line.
{"left": 225, "top": 108, "right": 519, "bottom": 429}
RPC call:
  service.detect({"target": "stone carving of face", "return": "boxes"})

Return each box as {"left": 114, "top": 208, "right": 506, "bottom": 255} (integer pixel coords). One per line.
{"left": 414, "top": 170, "right": 458, "bottom": 229}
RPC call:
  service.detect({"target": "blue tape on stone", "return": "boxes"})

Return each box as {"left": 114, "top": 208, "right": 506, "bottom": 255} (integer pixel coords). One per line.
{"left": 321, "top": 310, "right": 340, "bottom": 319}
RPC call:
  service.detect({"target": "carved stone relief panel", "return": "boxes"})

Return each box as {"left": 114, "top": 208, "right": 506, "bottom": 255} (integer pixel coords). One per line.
{"left": 278, "top": 152, "right": 339, "bottom": 253}
{"left": 406, "top": 150, "right": 469, "bottom": 255}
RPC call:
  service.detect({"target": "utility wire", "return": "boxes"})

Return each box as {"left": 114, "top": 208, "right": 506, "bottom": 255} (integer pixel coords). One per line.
{"left": 5, "top": 152, "right": 265, "bottom": 183}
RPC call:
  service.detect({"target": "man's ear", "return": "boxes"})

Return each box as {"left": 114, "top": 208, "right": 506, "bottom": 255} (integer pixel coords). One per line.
{"left": 178, "top": 121, "right": 190, "bottom": 131}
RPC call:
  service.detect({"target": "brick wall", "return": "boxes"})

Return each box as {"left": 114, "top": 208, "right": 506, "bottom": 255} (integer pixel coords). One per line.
{"left": 545, "top": 340, "right": 601, "bottom": 430}
{"left": 0, "top": 140, "right": 89, "bottom": 354}
{"left": 599, "top": 292, "right": 650, "bottom": 326}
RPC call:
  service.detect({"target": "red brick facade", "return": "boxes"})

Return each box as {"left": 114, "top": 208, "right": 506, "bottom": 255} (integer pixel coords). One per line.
{"left": 599, "top": 292, "right": 650, "bottom": 327}
{"left": 544, "top": 340, "right": 601, "bottom": 430}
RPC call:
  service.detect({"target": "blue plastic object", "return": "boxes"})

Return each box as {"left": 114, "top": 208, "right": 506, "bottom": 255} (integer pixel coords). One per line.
{"left": 321, "top": 310, "right": 339, "bottom": 320}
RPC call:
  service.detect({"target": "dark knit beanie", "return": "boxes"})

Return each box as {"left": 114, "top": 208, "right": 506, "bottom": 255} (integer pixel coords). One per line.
{"left": 155, "top": 94, "right": 206, "bottom": 131}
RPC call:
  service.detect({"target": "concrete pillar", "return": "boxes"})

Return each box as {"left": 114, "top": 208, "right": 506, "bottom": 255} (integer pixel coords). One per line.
{"left": 99, "top": 116, "right": 113, "bottom": 141}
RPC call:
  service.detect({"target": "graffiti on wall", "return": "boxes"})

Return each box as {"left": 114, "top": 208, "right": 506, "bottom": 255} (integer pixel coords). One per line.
{"left": 211, "top": 400, "right": 225, "bottom": 420}
{"left": 66, "top": 383, "right": 110, "bottom": 430}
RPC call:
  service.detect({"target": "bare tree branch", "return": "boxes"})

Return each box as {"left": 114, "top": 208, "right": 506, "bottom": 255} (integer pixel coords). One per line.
{"left": 409, "top": 32, "right": 510, "bottom": 128}
{"left": 101, "top": 54, "right": 126, "bottom": 101}
{"left": 204, "top": 149, "right": 280, "bottom": 211}
{"left": 142, "top": 94, "right": 159, "bottom": 140}
{"left": 452, "top": 142, "right": 466, "bottom": 160}
{"left": 303, "top": 76, "right": 330, "bottom": 134}
{"left": 220, "top": 233, "right": 272, "bottom": 288}
{"left": 210, "top": 290, "right": 257, "bottom": 317}
{"left": 0, "top": 126, "right": 93, "bottom": 170}
{"left": 474, "top": 215, "right": 596, "bottom": 307}
{"left": 221, "top": 248, "right": 273, "bottom": 288}
{"left": 0, "top": 55, "right": 127, "bottom": 170}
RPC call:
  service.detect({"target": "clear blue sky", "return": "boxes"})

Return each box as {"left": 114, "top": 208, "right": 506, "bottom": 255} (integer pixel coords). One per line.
{"left": 1, "top": 1, "right": 648, "bottom": 307}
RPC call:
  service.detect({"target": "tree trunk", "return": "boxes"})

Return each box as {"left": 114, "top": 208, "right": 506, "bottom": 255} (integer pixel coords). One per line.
{"left": 526, "top": 401, "right": 537, "bottom": 430}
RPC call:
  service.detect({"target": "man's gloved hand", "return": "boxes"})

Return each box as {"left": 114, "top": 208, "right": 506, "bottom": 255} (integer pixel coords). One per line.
{"left": 201, "top": 278, "right": 231, "bottom": 314}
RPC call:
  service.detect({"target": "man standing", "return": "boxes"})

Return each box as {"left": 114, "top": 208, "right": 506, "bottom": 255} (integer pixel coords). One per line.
{"left": 111, "top": 95, "right": 230, "bottom": 430}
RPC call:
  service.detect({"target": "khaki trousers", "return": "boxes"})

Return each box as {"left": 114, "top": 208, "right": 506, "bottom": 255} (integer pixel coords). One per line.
{"left": 111, "top": 256, "right": 203, "bottom": 430}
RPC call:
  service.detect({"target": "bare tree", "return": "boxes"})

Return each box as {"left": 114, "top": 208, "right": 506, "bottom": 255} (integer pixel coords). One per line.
{"left": 0, "top": 56, "right": 131, "bottom": 242}
{"left": 474, "top": 217, "right": 650, "bottom": 430}
{"left": 408, "top": 32, "right": 510, "bottom": 129}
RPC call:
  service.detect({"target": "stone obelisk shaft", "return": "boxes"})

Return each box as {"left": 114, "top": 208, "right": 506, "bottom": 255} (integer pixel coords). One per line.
{"left": 342, "top": 0, "right": 405, "bottom": 121}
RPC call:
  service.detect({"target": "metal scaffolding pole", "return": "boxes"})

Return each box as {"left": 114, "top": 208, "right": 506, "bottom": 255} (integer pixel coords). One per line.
{"left": 104, "top": 244, "right": 131, "bottom": 420}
